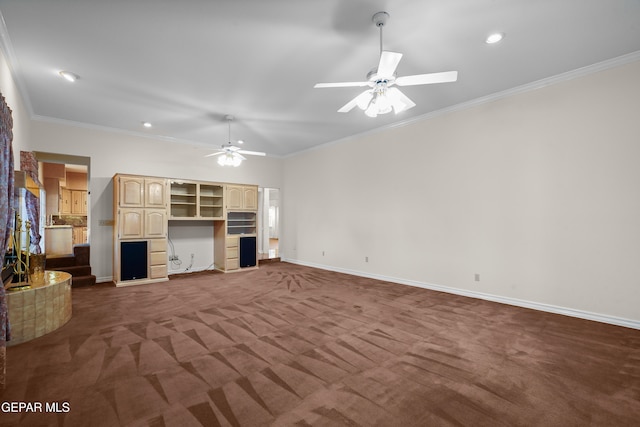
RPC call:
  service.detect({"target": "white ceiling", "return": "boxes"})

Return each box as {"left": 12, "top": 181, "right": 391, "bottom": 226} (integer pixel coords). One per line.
{"left": 1, "top": 0, "right": 639, "bottom": 157}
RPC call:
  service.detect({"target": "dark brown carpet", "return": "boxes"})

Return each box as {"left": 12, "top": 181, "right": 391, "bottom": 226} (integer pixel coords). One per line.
{"left": 2, "top": 262, "right": 639, "bottom": 426}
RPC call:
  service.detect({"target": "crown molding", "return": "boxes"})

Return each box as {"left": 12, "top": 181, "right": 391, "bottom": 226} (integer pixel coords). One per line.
{"left": 286, "top": 50, "right": 640, "bottom": 159}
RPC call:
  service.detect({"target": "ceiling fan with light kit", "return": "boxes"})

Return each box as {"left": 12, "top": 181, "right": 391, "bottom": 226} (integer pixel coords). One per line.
{"left": 205, "top": 115, "right": 266, "bottom": 166}
{"left": 314, "top": 11, "right": 458, "bottom": 117}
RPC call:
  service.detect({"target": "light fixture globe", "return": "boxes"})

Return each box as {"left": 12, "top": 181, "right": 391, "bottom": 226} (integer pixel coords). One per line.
{"left": 217, "top": 153, "right": 242, "bottom": 167}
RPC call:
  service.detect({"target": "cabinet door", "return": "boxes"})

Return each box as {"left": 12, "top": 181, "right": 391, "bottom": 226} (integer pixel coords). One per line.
{"left": 119, "top": 176, "right": 144, "bottom": 207}
{"left": 81, "top": 191, "right": 88, "bottom": 214}
{"left": 60, "top": 189, "right": 72, "bottom": 214}
{"left": 71, "top": 191, "right": 84, "bottom": 214}
{"left": 243, "top": 186, "right": 258, "bottom": 210}
{"left": 144, "top": 209, "right": 167, "bottom": 238}
{"left": 226, "top": 185, "right": 243, "bottom": 210}
{"left": 119, "top": 209, "right": 144, "bottom": 239}
{"left": 145, "top": 178, "right": 167, "bottom": 208}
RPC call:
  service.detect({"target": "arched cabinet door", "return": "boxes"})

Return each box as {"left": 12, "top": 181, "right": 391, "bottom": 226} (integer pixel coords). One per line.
{"left": 145, "top": 178, "right": 167, "bottom": 208}
{"left": 119, "top": 209, "right": 144, "bottom": 239}
{"left": 119, "top": 176, "right": 144, "bottom": 207}
{"left": 145, "top": 209, "right": 167, "bottom": 238}
{"left": 226, "top": 185, "right": 243, "bottom": 210}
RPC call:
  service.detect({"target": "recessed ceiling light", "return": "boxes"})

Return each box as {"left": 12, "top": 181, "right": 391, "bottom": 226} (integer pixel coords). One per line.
{"left": 58, "top": 70, "right": 79, "bottom": 82}
{"left": 142, "top": 122, "right": 152, "bottom": 128}
{"left": 237, "top": 140, "right": 244, "bottom": 144}
{"left": 485, "top": 32, "right": 505, "bottom": 44}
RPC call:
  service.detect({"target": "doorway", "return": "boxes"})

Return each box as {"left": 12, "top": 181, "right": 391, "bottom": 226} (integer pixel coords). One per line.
{"left": 258, "top": 188, "right": 279, "bottom": 260}
{"left": 35, "top": 152, "right": 90, "bottom": 253}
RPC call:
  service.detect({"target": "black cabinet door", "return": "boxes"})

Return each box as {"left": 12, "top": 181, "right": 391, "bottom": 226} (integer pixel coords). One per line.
{"left": 121, "top": 241, "right": 148, "bottom": 281}
{"left": 239, "top": 237, "right": 257, "bottom": 268}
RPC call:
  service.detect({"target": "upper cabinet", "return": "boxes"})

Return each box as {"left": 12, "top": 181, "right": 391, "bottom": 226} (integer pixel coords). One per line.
{"left": 145, "top": 178, "right": 167, "bottom": 208}
{"left": 118, "top": 175, "right": 168, "bottom": 208}
{"left": 170, "top": 180, "right": 224, "bottom": 220}
{"left": 226, "top": 184, "right": 258, "bottom": 211}
{"left": 119, "top": 176, "right": 144, "bottom": 207}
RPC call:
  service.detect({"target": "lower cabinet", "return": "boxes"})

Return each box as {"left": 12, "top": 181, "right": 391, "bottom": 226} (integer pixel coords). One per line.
{"left": 149, "top": 238, "right": 168, "bottom": 279}
{"left": 115, "top": 237, "right": 168, "bottom": 286}
{"left": 226, "top": 236, "right": 240, "bottom": 271}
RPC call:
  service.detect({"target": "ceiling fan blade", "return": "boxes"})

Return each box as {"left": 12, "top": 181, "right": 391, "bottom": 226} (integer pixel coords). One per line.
{"left": 205, "top": 151, "right": 225, "bottom": 157}
{"left": 377, "top": 51, "right": 403, "bottom": 80}
{"left": 386, "top": 87, "right": 416, "bottom": 113}
{"left": 237, "top": 150, "right": 266, "bottom": 156}
{"left": 235, "top": 153, "right": 247, "bottom": 161}
{"left": 314, "top": 81, "right": 370, "bottom": 88}
{"left": 395, "top": 71, "right": 458, "bottom": 86}
{"left": 338, "top": 90, "right": 373, "bottom": 113}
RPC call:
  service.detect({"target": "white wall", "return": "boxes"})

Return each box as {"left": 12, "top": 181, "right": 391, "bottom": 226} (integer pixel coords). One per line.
{"left": 283, "top": 58, "right": 640, "bottom": 326}
{"left": 0, "top": 48, "right": 30, "bottom": 156}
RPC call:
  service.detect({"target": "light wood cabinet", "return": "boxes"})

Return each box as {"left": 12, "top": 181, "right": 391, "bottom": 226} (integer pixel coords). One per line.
{"left": 115, "top": 173, "right": 258, "bottom": 281}
{"left": 72, "top": 226, "right": 88, "bottom": 245}
{"left": 226, "top": 185, "right": 243, "bottom": 210}
{"left": 113, "top": 174, "right": 169, "bottom": 286}
{"left": 71, "top": 190, "right": 84, "bottom": 214}
{"left": 82, "top": 191, "right": 88, "bottom": 214}
{"left": 243, "top": 186, "right": 258, "bottom": 210}
{"left": 149, "top": 238, "right": 168, "bottom": 279}
{"left": 119, "top": 176, "right": 145, "bottom": 207}
{"left": 144, "top": 209, "right": 167, "bottom": 238}
{"left": 170, "top": 180, "right": 224, "bottom": 219}
{"left": 60, "top": 188, "right": 71, "bottom": 214}
{"left": 119, "top": 208, "right": 144, "bottom": 239}
{"left": 145, "top": 178, "right": 167, "bottom": 208}
{"left": 226, "top": 184, "right": 258, "bottom": 211}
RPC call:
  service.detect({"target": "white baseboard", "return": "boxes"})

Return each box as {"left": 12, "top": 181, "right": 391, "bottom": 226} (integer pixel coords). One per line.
{"left": 282, "top": 258, "right": 640, "bottom": 331}
{"left": 96, "top": 276, "right": 113, "bottom": 284}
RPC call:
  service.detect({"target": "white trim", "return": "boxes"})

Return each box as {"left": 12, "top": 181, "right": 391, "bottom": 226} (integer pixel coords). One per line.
{"left": 282, "top": 258, "right": 640, "bottom": 331}
{"left": 286, "top": 50, "right": 640, "bottom": 158}
{"left": 96, "top": 275, "right": 113, "bottom": 284}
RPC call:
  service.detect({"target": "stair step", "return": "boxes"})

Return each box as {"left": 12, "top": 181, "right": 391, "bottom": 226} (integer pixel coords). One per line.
{"left": 45, "top": 255, "right": 76, "bottom": 269}
{"left": 50, "top": 265, "right": 92, "bottom": 277}
{"left": 72, "top": 275, "right": 96, "bottom": 288}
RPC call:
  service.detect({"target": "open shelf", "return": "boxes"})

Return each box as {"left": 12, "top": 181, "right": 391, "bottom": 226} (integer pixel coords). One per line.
{"left": 227, "top": 211, "right": 257, "bottom": 235}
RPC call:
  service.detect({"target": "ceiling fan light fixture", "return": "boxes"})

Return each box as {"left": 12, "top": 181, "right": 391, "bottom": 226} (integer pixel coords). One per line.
{"left": 314, "top": 11, "right": 457, "bottom": 117}
{"left": 218, "top": 153, "right": 242, "bottom": 167}
{"left": 486, "top": 32, "right": 505, "bottom": 44}
{"left": 58, "top": 70, "right": 78, "bottom": 82}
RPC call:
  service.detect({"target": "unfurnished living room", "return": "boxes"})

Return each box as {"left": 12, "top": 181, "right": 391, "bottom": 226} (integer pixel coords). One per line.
{"left": 0, "top": 1, "right": 639, "bottom": 426}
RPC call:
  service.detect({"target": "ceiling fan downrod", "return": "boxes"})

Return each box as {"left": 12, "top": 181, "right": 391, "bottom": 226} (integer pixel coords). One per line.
{"left": 373, "top": 11, "right": 389, "bottom": 56}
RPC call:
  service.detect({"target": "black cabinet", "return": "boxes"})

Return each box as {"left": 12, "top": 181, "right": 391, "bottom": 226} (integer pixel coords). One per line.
{"left": 239, "top": 236, "right": 257, "bottom": 268}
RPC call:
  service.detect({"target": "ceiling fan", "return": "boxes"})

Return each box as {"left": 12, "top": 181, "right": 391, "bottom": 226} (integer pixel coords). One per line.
{"left": 205, "top": 115, "right": 266, "bottom": 166}
{"left": 314, "top": 11, "right": 458, "bottom": 117}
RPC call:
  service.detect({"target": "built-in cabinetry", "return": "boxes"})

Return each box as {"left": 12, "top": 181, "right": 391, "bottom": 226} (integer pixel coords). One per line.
{"left": 113, "top": 175, "right": 169, "bottom": 286}
{"left": 226, "top": 184, "right": 258, "bottom": 210}
{"left": 169, "top": 180, "right": 224, "bottom": 219}
{"left": 227, "top": 211, "right": 257, "bottom": 235}
{"left": 113, "top": 174, "right": 258, "bottom": 284}
{"left": 215, "top": 184, "right": 258, "bottom": 272}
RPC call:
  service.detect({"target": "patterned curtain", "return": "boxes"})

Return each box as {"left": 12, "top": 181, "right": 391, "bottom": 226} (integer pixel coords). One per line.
{"left": 0, "top": 92, "right": 14, "bottom": 389}
{"left": 20, "top": 151, "right": 42, "bottom": 254}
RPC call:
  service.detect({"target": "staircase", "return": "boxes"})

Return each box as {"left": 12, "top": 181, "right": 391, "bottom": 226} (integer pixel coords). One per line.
{"left": 45, "top": 244, "right": 97, "bottom": 287}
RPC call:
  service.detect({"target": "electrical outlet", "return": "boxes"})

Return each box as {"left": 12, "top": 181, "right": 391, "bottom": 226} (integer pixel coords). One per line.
{"left": 365, "top": 256, "right": 369, "bottom": 262}
{"left": 475, "top": 273, "right": 480, "bottom": 282}
{"left": 322, "top": 251, "right": 325, "bottom": 256}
